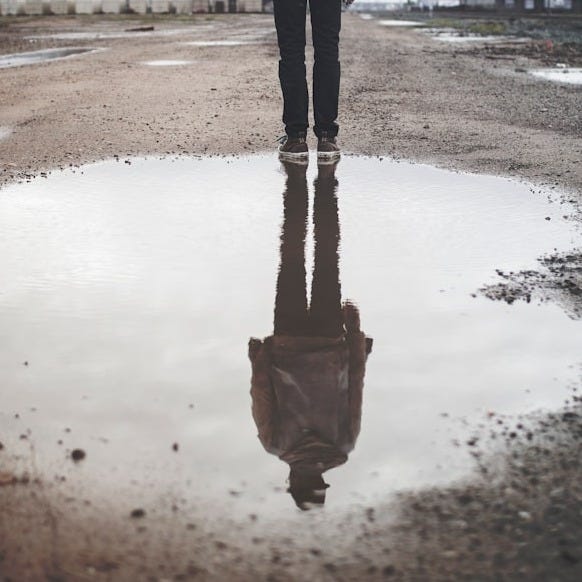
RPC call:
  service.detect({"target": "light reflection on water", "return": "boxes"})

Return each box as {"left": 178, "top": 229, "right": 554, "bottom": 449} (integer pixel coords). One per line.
{"left": 0, "top": 47, "right": 101, "bottom": 69}
{"left": 0, "top": 154, "right": 580, "bottom": 519}
{"left": 530, "top": 68, "right": 582, "bottom": 86}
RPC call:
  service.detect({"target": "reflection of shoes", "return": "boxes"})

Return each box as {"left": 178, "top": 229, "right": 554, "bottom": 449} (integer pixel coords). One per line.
{"left": 317, "top": 133, "right": 341, "bottom": 162}
{"left": 281, "top": 159, "right": 308, "bottom": 178}
{"left": 316, "top": 159, "right": 338, "bottom": 178}
{"left": 278, "top": 134, "right": 308, "bottom": 163}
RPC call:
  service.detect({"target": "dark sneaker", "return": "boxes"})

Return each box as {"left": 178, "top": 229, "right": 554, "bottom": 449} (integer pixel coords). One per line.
{"left": 317, "top": 134, "right": 340, "bottom": 162}
{"left": 278, "top": 135, "right": 308, "bottom": 163}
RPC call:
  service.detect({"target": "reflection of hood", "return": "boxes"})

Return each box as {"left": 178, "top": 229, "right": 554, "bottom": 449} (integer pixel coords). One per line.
{"left": 280, "top": 431, "right": 348, "bottom": 473}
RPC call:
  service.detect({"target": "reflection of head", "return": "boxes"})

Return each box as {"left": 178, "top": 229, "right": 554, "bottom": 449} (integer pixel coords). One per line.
{"left": 282, "top": 433, "right": 348, "bottom": 510}
{"left": 288, "top": 468, "right": 329, "bottom": 511}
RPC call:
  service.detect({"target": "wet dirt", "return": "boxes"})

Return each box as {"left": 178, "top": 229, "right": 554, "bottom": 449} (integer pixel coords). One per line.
{"left": 0, "top": 154, "right": 581, "bottom": 580}
{"left": 425, "top": 30, "right": 528, "bottom": 44}
{"left": 0, "top": 46, "right": 100, "bottom": 68}
{"left": 0, "top": 14, "right": 581, "bottom": 196}
{"left": 24, "top": 24, "right": 216, "bottom": 41}
{"left": 462, "top": 39, "right": 582, "bottom": 68}
{"left": 481, "top": 250, "right": 582, "bottom": 318}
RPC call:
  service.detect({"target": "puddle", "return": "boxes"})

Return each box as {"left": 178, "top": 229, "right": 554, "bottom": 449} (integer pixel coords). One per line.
{"left": 0, "top": 47, "right": 99, "bottom": 69}
{"left": 0, "top": 127, "right": 11, "bottom": 142}
{"left": 359, "top": 13, "right": 374, "bottom": 20}
{"left": 378, "top": 19, "right": 425, "bottom": 27}
{"left": 142, "top": 60, "right": 193, "bottom": 67}
{"left": 0, "top": 154, "right": 581, "bottom": 521}
{"left": 183, "top": 40, "right": 264, "bottom": 47}
{"left": 425, "top": 30, "right": 526, "bottom": 44}
{"left": 530, "top": 68, "right": 582, "bottom": 86}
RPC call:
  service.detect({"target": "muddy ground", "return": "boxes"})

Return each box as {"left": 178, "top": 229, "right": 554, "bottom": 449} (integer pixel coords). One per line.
{"left": 0, "top": 13, "right": 581, "bottom": 192}
{"left": 1, "top": 11, "right": 582, "bottom": 582}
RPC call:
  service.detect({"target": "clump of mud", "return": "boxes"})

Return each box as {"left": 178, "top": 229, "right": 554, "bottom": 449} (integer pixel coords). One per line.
{"left": 481, "top": 250, "right": 582, "bottom": 320}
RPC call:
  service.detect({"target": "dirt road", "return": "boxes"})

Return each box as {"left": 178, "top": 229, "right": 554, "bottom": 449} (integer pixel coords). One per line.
{"left": 0, "top": 13, "right": 581, "bottom": 192}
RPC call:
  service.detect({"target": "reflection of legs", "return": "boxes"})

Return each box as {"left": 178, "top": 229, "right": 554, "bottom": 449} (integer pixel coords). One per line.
{"left": 274, "top": 0, "right": 309, "bottom": 138}
{"left": 274, "top": 163, "right": 310, "bottom": 336}
{"left": 309, "top": 166, "right": 343, "bottom": 337}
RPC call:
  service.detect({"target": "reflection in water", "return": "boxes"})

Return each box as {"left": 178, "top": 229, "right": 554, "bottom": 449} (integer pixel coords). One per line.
{"left": 249, "top": 161, "right": 373, "bottom": 510}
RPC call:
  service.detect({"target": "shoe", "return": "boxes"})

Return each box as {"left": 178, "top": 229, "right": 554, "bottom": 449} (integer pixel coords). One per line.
{"left": 278, "top": 134, "right": 308, "bottom": 163}
{"left": 317, "top": 134, "right": 341, "bottom": 162}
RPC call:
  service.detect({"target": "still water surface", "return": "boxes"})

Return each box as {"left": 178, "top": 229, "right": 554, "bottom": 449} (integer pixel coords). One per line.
{"left": 0, "top": 154, "right": 580, "bottom": 518}
{"left": 0, "top": 47, "right": 99, "bottom": 69}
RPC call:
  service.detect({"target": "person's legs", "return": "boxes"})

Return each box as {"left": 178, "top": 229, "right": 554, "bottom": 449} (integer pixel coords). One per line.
{"left": 309, "top": 0, "right": 341, "bottom": 139}
{"left": 273, "top": 0, "right": 309, "bottom": 138}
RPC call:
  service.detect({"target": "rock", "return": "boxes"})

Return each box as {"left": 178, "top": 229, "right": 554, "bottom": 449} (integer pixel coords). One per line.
{"left": 71, "top": 449, "right": 86, "bottom": 462}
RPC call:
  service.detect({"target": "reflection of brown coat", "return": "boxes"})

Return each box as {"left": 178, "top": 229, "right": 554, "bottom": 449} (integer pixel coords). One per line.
{"left": 249, "top": 305, "right": 372, "bottom": 473}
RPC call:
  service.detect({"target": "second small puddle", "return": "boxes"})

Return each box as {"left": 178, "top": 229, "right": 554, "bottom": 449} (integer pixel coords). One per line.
{"left": 530, "top": 68, "right": 582, "bottom": 86}
{"left": 0, "top": 154, "right": 580, "bottom": 521}
{"left": 0, "top": 47, "right": 99, "bottom": 69}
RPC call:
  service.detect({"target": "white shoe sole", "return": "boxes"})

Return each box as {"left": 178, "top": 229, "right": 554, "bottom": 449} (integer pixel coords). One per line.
{"left": 317, "top": 151, "right": 341, "bottom": 165}
{"left": 317, "top": 150, "right": 341, "bottom": 159}
{"left": 278, "top": 150, "right": 309, "bottom": 164}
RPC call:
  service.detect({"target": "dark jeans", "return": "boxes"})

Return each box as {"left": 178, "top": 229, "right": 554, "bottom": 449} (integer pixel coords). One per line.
{"left": 274, "top": 164, "right": 343, "bottom": 338}
{"left": 273, "top": 0, "right": 341, "bottom": 139}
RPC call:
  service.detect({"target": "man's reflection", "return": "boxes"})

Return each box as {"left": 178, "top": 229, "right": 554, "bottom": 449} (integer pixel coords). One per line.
{"left": 249, "top": 161, "right": 372, "bottom": 510}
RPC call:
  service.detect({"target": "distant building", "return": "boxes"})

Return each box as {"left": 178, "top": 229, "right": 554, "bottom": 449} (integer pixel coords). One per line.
{"left": 209, "top": 0, "right": 261, "bottom": 11}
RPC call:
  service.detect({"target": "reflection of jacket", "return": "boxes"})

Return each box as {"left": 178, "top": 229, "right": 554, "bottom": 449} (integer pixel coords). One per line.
{"left": 249, "top": 305, "right": 372, "bottom": 473}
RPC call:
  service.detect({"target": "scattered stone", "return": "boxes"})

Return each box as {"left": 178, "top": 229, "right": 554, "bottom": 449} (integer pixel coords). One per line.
{"left": 130, "top": 508, "right": 146, "bottom": 519}
{"left": 125, "top": 26, "right": 154, "bottom": 32}
{"left": 71, "top": 449, "right": 86, "bottom": 462}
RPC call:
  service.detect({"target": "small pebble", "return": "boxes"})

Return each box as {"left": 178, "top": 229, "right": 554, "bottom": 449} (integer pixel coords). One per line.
{"left": 71, "top": 449, "right": 86, "bottom": 462}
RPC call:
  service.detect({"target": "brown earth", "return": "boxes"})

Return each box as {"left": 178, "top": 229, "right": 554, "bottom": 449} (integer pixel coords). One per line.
{"left": 0, "top": 13, "right": 581, "bottom": 193}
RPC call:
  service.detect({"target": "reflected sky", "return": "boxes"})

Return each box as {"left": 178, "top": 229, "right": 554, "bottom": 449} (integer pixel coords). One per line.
{"left": 0, "top": 154, "right": 580, "bottom": 520}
